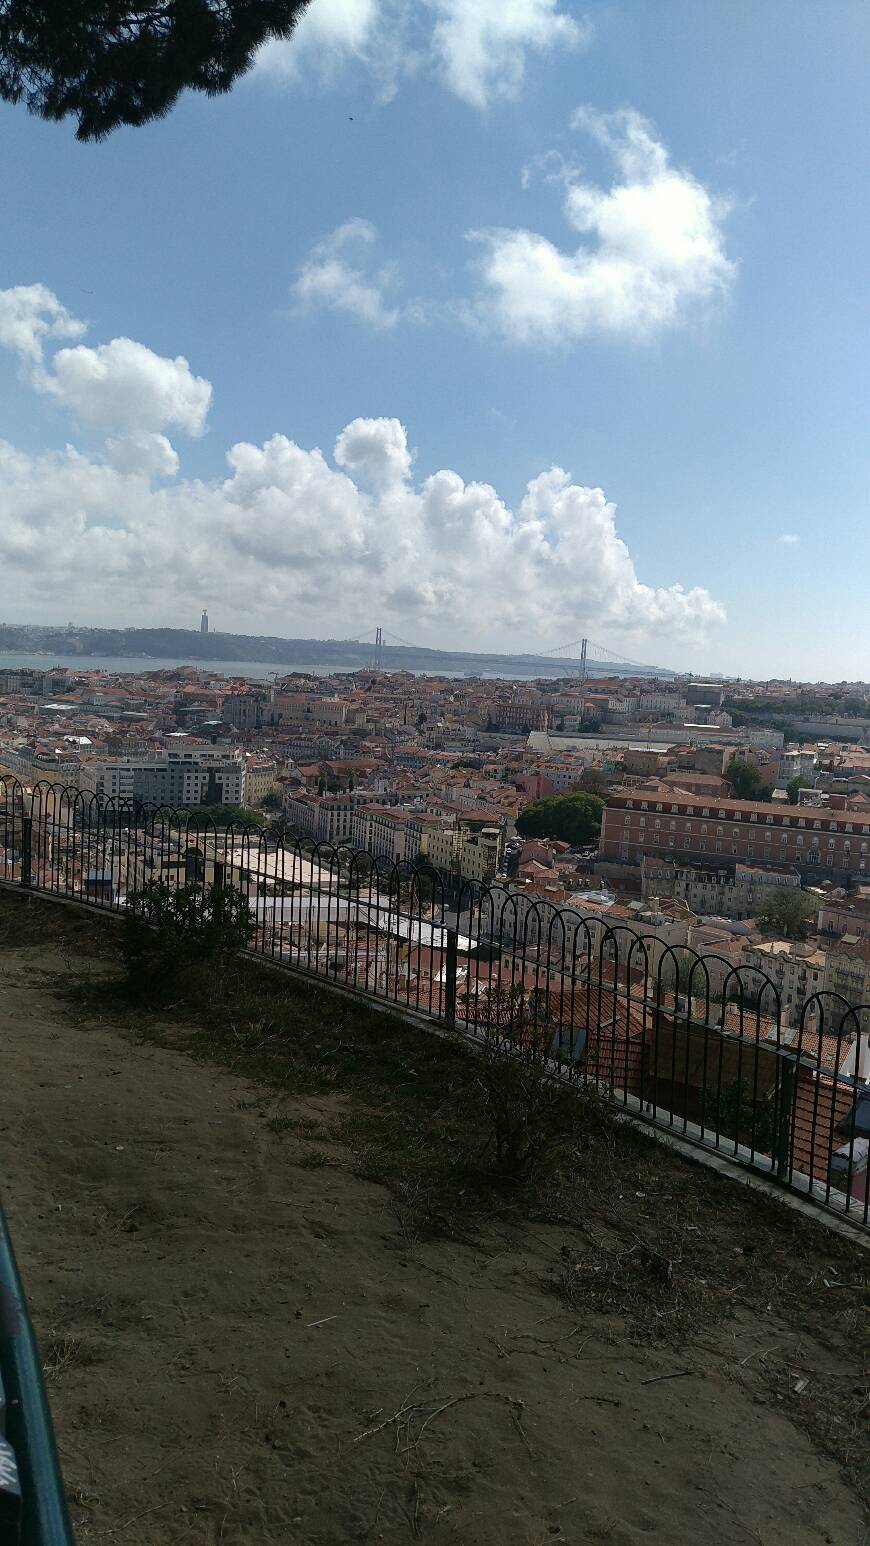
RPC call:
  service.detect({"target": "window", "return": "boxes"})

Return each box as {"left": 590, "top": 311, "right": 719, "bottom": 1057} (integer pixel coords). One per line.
{"left": 654, "top": 818, "right": 661, "bottom": 829}
{"left": 701, "top": 824, "right": 708, "bottom": 835}
{"left": 828, "top": 838, "right": 835, "bottom": 849}
{"left": 624, "top": 814, "right": 630, "bottom": 824}
{"left": 670, "top": 820, "right": 677, "bottom": 831}
{"left": 796, "top": 835, "right": 803, "bottom": 846}
{"left": 826, "top": 855, "right": 834, "bottom": 866}
{"left": 716, "top": 842, "right": 722, "bottom": 853}
{"left": 766, "top": 814, "right": 774, "bottom": 824}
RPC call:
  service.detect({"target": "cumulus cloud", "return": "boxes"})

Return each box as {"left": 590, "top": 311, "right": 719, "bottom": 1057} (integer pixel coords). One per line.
{"left": 0, "top": 283, "right": 86, "bottom": 372}
{"left": 430, "top": 0, "right": 591, "bottom": 109}
{"left": 45, "top": 337, "right": 212, "bottom": 436}
{"left": 0, "top": 287, "right": 724, "bottom": 651}
{"left": 0, "top": 419, "right": 724, "bottom": 652}
{"left": 472, "top": 107, "right": 735, "bottom": 346}
{"left": 255, "top": 0, "right": 584, "bottom": 108}
{"left": 290, "top": 220, "right": 402, "bottom": 329}
{"left": 0, "top": 282, "right": 213, "bottom": 444}
{"left": 255, "top": 0, "right": 411, "bottom": 100}
{"left": 778, "top": 533, "right": 800, "bottom": 546}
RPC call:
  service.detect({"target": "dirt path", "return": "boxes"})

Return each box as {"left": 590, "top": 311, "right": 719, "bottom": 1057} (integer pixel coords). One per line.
{"left": 1, "top": 936, "right": 867, "bottom": 1545}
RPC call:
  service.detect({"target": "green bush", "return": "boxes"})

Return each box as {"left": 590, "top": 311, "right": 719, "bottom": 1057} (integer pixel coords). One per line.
{"left": 515, "top": 791, "right": 604, "bottom": 846}
{"left": 122, "top": 878, "right": 255, "bottom": 999}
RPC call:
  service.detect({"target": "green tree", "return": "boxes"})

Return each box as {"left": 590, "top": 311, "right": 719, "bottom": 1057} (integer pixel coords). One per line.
{"left": 785, "top": 776, "right": 812, "bottom": 804}
{"left": 0, "top": 0, "right": 311, "bottom": 141}
{"left": 725, "top": 757, "right": 763, "bottom": 800}
{"left": 757, "top": 886, "right": 816, "bottom": 941}
{"left": 515, "top": 791, "right": 605, "bottom": 847}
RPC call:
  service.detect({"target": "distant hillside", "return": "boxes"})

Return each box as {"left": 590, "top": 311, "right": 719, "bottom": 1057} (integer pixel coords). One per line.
{"left": 0, "top": 624, "right": 675, "bottom": 679}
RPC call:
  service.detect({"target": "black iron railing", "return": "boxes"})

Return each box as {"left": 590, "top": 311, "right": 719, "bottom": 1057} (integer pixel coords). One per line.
{"left": 1, "top": 777, "right": 868, "bottom": 1236}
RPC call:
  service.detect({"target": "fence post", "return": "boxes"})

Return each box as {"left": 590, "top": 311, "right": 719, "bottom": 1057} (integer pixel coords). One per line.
{"left": 774, "top": 1056, "right": 796, "bottom": 1181}
{"left": 213, "top": 860, "right": 224, "bottom": 922}
{"left": 20, "top": 814, "right": 32, "bottom": 890}
{"left": 444, "top": 927, "right": 458, "bottom": 1026}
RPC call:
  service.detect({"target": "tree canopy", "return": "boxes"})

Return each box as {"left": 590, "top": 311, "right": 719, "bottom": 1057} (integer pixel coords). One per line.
{"left": 756, "top": 886, "right": 816, "bottom": 942}
{"left": 725, "top": 756, "right": 764, "bottom": 801}
{"left": 515, "top": 791, "right": 604, "bottom": 848}
{"left": 0, "top": 0, "right": 310, "bottom": 140}
{"left": 785, "top": 776, "right": 813, "bottom": 804}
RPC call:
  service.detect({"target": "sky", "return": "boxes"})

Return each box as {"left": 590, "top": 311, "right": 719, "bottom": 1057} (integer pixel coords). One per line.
{"left": 0, "top": 0, "right": 868, "bottom": 680}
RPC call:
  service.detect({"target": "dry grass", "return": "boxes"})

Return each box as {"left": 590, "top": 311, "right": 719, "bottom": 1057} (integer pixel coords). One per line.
{"left": 4, "top": 886, "right": 869, "bottom": 1516}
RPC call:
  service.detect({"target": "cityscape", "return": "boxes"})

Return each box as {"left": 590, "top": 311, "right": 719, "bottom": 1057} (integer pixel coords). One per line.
{"left": 1, "top": 1, "right": 868, "bottom": 1542}
{"left": 3, "top": 636, "right": 870, "bottom": 1033}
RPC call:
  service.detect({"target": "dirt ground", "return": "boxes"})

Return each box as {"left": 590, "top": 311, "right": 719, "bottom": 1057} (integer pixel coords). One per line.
{"left": 0, "top": 902, "right": 868, "bottom": 1544}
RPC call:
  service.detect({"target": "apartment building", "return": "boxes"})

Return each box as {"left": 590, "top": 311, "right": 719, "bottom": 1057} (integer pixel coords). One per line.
{"left": 601, "top": 787, "right": 870, "bottom": 879}
{"left": 641, "top": 856, "right": 801, "bottom": 920}
{"left": 81, "top": 745, "right": 245, "bottom": 807}
{"left": 243, "top": 756, "right": 277, "bottom": 804}
{"left": 741, "top": 940, "right": 826, "bottom": 1024}
{"left": 283, "top": 792, "right": 358, "bottom": 845}
{"left": 487, "top": 698, "right": 550, "bottom": 732}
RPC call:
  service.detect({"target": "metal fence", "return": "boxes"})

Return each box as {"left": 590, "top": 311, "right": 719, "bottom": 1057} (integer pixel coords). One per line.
{"left": 2, "top": 777, "right": 868, "bottom": 1236}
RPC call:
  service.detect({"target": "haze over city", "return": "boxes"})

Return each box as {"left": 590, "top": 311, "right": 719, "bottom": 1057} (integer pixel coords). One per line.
{"left": 2, "top": 1, "right": 868, "bottom": 680}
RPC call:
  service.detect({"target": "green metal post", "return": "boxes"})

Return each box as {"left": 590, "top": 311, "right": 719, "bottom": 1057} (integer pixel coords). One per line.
{"left": 0, "top": 1200, "right": 74, "bottom": 1545}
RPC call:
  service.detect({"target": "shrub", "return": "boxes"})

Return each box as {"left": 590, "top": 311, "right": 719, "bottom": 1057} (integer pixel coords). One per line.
{"left": 459, "top": 985, "right": 590, "bottom": 1178}
{"left": 122, "top": 878, "right": 255, "bottom": 999}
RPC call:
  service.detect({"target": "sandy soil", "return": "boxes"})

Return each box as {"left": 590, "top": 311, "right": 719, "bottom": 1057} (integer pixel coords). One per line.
{"left": 0, "top": 931, "right": 867, "bottom": 1545}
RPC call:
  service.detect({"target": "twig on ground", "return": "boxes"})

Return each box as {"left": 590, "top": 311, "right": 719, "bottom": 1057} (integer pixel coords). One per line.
{"left": 640, "top": 1370, "right": 692, "bottom": 1385}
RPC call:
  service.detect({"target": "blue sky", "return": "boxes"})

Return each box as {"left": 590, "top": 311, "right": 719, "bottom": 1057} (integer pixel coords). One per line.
{"left": 0, "top": 0, "right": 867, "bottom": 679}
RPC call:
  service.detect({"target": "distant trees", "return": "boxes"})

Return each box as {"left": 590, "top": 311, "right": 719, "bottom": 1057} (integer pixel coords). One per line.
{"left": 0, "top": 0, "right": 311, "bottom": 141}
{"left": 572, "top": 767, "right": 611, "bottom": 798}
{"left": 516, "top": 792, "right": 604, "bottom": 847}
{"left": 725, "top": 757, "right": 764, "bottom": 801}
{"left": 785, "top": 776, "right": 813, "bottom": 804}
{"left": 757, "top": 886, "right": 816, "bottom": 942}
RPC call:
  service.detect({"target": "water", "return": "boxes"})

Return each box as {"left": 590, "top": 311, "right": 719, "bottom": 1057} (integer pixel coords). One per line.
{"left": 0, "top": 652, "right": 564, "bottom": 682}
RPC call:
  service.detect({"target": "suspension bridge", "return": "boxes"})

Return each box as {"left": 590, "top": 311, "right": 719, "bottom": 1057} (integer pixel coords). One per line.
{"left": 346, "top": 627, "right": 677, "bottom": 679}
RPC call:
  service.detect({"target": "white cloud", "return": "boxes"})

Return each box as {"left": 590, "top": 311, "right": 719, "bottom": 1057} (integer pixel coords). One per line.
{"left": 0, "top": 288, "right": 725, "bottom": 652}
{"left": 778, "top": 533, "right": 800, "bottom": 545}
{"left": 257, "top": 0, "right": 379, "bottom": 75}
{"left": 291, "top": 220, "right": 402, "bottom": 328}
{"left": 45, "top": 337, "right": 212, "bottom": 436}
{"left": 0, "top": 426, "right": 725, "bottom": 654}
{"left": 0, "top": 283, "right": 86, "bottom": 371}
{"left": 430, "top": 0, "right": 591, "bottom": 109}
{"left": 255, "top": 0, "right": 584, "bottom": 108}
{"left": 472, "top": 107, "right": 735, "bottom": 346}
{"left": 255, "top": 0, "right": 412, "bottom": 100}
{"left": 0, "top": 283, "right": 213, "bottom": 441}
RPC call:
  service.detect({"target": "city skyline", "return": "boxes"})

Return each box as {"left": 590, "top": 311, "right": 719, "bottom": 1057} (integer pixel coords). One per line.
{"left": 1, "top": 2, "right": 868, "bottom": 678}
